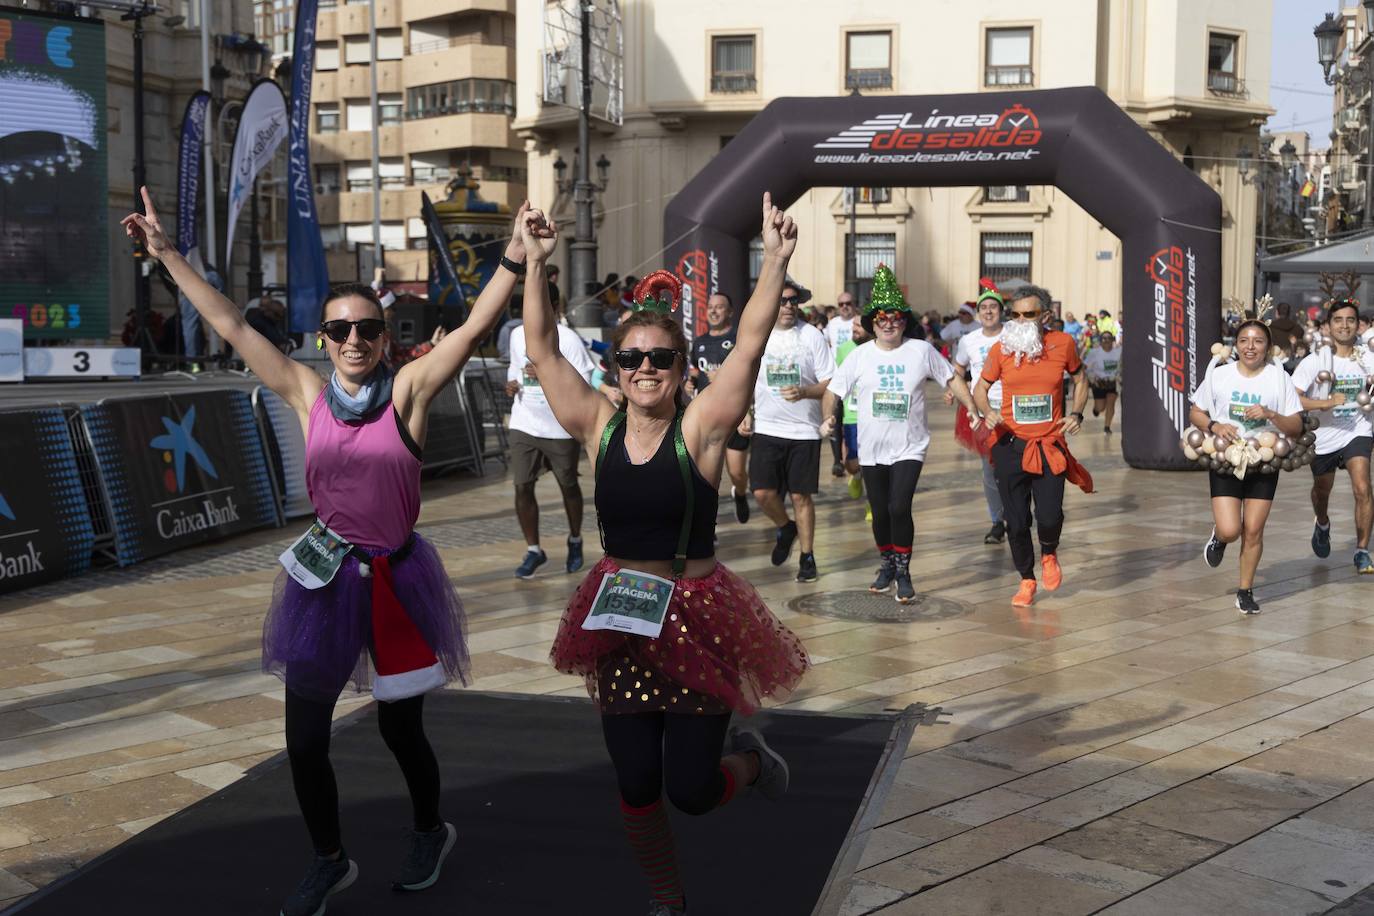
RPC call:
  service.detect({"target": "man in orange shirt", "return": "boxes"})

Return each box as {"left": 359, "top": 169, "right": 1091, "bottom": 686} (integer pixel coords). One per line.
{"left": 973, "top": 284, "right": 1093, "bottom": 607}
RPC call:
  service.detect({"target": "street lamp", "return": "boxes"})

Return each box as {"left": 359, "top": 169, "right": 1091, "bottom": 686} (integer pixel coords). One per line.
{"left": 1316, "top": 13, "right": 1343, "bottom": 83}
{"left": 1280, "top": 139, "right": 1298, "bottom": 173}
{"left": 1316, "top": 8, "right": 1374, "bottom": 228}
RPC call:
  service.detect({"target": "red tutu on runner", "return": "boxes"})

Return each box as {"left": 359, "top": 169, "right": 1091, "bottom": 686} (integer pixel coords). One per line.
{"left": 550, "top": 557, "right": 809, "bottom": 716}
{"left": 954, "top": 404, "right": 992, "bottom": 457}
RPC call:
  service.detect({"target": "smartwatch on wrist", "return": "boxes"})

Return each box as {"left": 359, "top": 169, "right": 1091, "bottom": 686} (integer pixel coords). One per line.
{"left": 1070, "top": 411, "right": 1085, "bottom": 423}
{"left": 500, "top": 254, "right": 526, "bottom": 276}
{"left": 1206, "top": 419, "right": 1217, "bottom": 433}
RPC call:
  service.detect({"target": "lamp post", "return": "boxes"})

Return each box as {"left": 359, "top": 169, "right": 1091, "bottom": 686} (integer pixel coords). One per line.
{"left": 554, "top": 144, "right": 611, "bottom": 329}
{"left": 1317, "top": 3, "right": 1374, "bottom": 228}
{"left": 1237, "top": 142, "right": 1273, "bottom": 297}
{"left": 121, "top": 1, "right": 158, "bottom": 359}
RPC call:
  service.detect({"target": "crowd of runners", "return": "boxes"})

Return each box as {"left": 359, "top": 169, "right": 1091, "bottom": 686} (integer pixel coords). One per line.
{"left": 122, "top": 182, "right": 1373, "bottom": 916}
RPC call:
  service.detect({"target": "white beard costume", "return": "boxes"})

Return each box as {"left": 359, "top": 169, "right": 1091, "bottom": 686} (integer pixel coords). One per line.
{"left": 999, "top": 319, "right": 1045, "bottom": 366}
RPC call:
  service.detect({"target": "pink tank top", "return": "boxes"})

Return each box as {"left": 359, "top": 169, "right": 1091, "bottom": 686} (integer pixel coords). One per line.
{"left": 305, "top": 391, "right": 421, "bottom": 550}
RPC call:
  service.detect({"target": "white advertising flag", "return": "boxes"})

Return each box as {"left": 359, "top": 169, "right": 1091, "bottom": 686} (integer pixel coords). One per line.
{"left": 225, "top": 79, "right": 288, "bottom": 270}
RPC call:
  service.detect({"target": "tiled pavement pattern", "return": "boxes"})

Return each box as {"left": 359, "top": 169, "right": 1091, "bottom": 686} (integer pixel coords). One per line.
{"left": 2, "top": 402, "right": 1373, "bottom": 914}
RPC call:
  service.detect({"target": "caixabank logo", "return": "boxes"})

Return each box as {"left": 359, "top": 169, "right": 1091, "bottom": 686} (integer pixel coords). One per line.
{"left": 147, "top": 405, "right": 240, "bottom": 539}
{"left": 0, "top": 491, "right": 45, "bottom": 580}
{"left": 1145, "top": 246, "right": 1199, "bottom": 437}
{"left": 813, "top": 104, "right": 1043, "bottom": 165}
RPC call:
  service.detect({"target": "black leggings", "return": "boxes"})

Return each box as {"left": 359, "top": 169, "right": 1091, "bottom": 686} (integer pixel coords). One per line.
{"left": 285, "top": 688, "right": 441, "bottom": 854}
{"left": 601, "top": 712, "right": 732, "bottom": 815}
{"left": 861, "top": 460, "right": 924, "bottom": 549}
{"left": 991, "top": 436, "right": 1066, "bottom": 580}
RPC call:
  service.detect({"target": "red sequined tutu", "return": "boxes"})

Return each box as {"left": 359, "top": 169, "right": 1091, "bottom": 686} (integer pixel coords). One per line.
{"left": 550, "top": 557, "right": 809, "bottom": 716}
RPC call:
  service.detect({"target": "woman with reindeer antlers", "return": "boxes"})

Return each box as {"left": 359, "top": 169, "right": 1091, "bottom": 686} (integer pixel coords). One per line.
{"left": 1191, "top": 298, "right": 1305, "bottom": 615}
{"left": 519, "top": 196, "right": 809, "bottom": 916}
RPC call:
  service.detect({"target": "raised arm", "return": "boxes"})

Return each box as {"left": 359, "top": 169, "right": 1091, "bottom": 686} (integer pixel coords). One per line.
{"left": 520, "top": 210, "right": 613, "bottom": 446}
{"left": 396, "top": 202, "right": 530, "bottom": 402}
{"left": 689, "top": 192, "right": 797, "bottom": 439}
{"left": 121, "top": 186, "right": 322, "bottom": 413}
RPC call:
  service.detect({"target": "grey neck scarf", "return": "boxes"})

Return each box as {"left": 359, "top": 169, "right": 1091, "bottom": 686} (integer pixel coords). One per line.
{"left": 324, "top": 362, "right": 394, "bottom": 421}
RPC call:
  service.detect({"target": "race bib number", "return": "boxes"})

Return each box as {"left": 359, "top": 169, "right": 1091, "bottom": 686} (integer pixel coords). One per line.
{"left": 1333, "top": 376, "right": 1363, "bottom": 417}
{"left": 582, "top": 569, "right": 676, "bottom": 638}
{"left": 279, "top": 519, "right": 353, "bottom": 589}
{"left": 1012, "top": 393, "right": 1053, "bottom": 424}
{"left": 522, "top": 366, "right": 541, "bottom": 389}
{"left": 871, "top": 390, "right": 910, "bottom": 420}
{"left": 765, "top": 361, "right": 801, "bottom": 389}
{"left": 1228, "top": 402, "right": 1264, "bottom": 431}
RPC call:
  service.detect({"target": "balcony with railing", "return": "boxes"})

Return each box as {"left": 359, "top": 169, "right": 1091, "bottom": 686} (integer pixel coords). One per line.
{"left": 984, "top": 65, "right": 1033, "bottom": 87}
{"left": 409, "top": 31, "right": 514, "bottom": 55}
{"left": 1206, "top": 70, "right": 1248, "bottom": 98}
{"left": 710, "top": 71, "right": 757, "bottom": 93}
{"left": 846, "top": 68, "right": 893, "bottom": 91}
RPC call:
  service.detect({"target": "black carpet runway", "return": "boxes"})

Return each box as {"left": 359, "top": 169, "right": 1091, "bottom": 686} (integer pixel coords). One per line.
{"left": 6, "top": 692, "right": 917, "bottom": 916}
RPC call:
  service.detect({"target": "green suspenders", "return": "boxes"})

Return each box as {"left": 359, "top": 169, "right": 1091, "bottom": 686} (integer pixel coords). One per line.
{"left": 596, "top": 410, "right": 695, "bottom": 576}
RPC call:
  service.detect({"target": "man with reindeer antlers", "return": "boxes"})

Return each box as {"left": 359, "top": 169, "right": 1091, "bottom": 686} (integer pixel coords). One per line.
{"left": 1291, "top": 295, "right": 1374, "bottom": 575}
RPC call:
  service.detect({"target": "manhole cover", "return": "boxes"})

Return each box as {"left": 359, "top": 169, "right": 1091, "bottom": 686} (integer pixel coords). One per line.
{"left": 790, "top": 589, "right": 969, "bottom": 623}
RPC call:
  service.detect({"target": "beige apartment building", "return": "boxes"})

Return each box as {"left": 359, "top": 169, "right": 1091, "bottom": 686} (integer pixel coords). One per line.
{"left": 301, "top": 0, "right": 527, "bottom": 285}
{"left": 515, "top": 0, "right": 1274, "bottom": 317}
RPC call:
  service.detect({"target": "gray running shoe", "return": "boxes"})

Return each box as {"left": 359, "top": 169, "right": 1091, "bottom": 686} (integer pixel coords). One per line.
{"left": 392, "top": 822, "right": 457, "bottom": 891}
{"left": 1203, "top": 529, "right": 1226, "bottom": 569}
{"left": 647, "top": 900, "right": 687, "bottom": 916}
{"left": 728, "top": 726, "right": 790, "bottom": 800}
{"left": 280, "top": 852, "right": 357, "bottom": 916}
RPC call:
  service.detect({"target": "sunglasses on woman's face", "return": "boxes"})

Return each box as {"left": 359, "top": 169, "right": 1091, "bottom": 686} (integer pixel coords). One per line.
{"left": 874, "top": 311, "right": 907, "bottom": 328}
{"left": 614, "top": 347, "right": 680, "bottom": 371}
{"left": 319, "top": 318, "right": 387, "bottom": 343}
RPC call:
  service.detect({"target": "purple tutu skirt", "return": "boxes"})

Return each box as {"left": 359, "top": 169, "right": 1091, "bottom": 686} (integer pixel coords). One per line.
{"left": 261, "top": 532, "right": 469, "bottom": 702}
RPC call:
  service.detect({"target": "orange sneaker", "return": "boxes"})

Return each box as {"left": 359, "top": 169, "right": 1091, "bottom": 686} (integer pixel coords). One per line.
{"left": 1012, "top": 579, "right": 1037, "bottom": 607}
{"left": 1041, "top": 554, "right": 1062, "bottom": 591}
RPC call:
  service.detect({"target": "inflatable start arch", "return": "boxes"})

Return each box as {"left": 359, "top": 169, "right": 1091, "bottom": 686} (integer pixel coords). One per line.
{"left": 664, "top": 87, "right": 1220, "bottom": 471}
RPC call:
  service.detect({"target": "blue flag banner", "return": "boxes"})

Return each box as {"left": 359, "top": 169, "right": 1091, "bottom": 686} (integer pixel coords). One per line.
{"left": 422, "top": 191, "right": 467, "bottom": 321}
{"left": 175, "top": 91, "right": 210, "bottom": 266}
{"left": 287, "top": 0, "right": 330, "bottom": 333}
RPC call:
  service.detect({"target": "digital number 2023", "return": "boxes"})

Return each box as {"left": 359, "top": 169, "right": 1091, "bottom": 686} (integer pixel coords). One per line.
{"left": 12, "top": 304, "right": 82, "bottom": 330}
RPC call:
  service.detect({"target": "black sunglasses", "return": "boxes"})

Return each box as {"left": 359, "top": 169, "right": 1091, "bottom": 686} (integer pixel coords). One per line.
{"left": 320, "top": 318, "right": 387, "bottom": 343}
{"left": 780, "top": 295, "right": 801, "bottom": 306}
{"left": 614, "top": 347, "right": 680, "bottom": 371}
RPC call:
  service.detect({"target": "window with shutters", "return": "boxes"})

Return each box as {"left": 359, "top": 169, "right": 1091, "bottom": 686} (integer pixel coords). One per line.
{"left": 315, "top": 41, "right": 339, "bottom": 71}
{"left": 980, "top": 232, "right": 1032, "bottom": 285}
{"left": 847, "top": 233, "right": 897, "bottom": 303}
{"left": 315, "top": 103, "right": 339, "bottom": 133}
{"left": 711, "top": 35, "right": 756, "bottom": 93}
{"left": 984, "top": 27, "right": 1033, "bottom": 87}
{"left": 846, "top": 31, "right": 892, "bottom": 91}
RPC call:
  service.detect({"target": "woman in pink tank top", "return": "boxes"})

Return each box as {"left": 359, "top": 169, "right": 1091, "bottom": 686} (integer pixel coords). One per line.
{"left": 124, "top": 188, "right": 533, "bottom": 915}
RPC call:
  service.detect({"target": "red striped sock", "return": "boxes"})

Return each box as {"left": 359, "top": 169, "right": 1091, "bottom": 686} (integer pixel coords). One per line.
{"left": 620, "top": 798, "right": 684, "bottom": 908}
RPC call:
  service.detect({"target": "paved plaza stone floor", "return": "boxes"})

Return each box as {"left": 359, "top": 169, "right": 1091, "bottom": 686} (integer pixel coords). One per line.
{"left": 2, "top": 402, "right": 1374, "bottom": 914}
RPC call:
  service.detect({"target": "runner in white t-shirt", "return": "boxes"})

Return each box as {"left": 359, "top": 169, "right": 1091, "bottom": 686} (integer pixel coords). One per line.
{"left": 749, "top": 280, "right": 837, "bottom": 583}
{"left": 951, "top": 287, "right": 1007, "bottom": 544}
{"left": 823, "top": 265, "right": 982, "bottom": 604}
{"left": 1191, "top": 320, "right": 1305, "bottom": 615}
{"left": 505, "top": 320, "right": 596, "bottom": 577}
{"left": 1291, "top": 298, "right": 1374, "bottom": 574}
{"left": 939, "top": 302, "right": 980, "bottom": 347}
{"left": 825, "top": 291, "right": 859, "bottom": 352}
{"left": 1082, "top": 332, "right": 1122, "bottom": 434}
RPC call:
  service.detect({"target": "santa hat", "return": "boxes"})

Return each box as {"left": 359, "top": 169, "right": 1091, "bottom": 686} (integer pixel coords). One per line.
{"left": 366, "top": 554, "right": 446, "bottom": 701}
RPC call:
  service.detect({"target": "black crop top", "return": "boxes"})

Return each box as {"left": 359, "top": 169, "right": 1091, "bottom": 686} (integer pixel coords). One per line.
{"left": 595, "top": 419, "right": 718, "bottom": 561}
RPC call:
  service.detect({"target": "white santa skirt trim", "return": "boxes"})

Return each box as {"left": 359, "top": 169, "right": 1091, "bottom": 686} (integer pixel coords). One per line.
{"left": 372, "top": 661, "right": 447, "bottom": 701}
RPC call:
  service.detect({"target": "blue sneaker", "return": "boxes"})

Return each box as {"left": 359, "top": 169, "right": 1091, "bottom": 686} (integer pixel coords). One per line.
{"left": 566, "top": 538, "right": 584, "bottom": 574}
{"left": 515, "top": 548, "right": 547, "bottom": 579}
{"left": 1312, "top": 521, "right": 1332, "bottom": 558}
{"left": 280, "top": 852, "right": 357, "bottom": 916}
{"left": 1356, "top": 550, "right": 1374, "bottom": 575}
{"left": 392, "top": 822, "right": 457, "bottom": 892}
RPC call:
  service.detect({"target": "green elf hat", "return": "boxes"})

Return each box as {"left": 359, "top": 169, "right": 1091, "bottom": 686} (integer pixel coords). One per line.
{"left": 861, "top": 263, "right": 921, "bottom": 339}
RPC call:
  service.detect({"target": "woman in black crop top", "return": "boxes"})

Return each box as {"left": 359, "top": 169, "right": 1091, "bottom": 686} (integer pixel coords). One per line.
{"left": 519, "top": 197, "right": 810, "bottom": 916}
